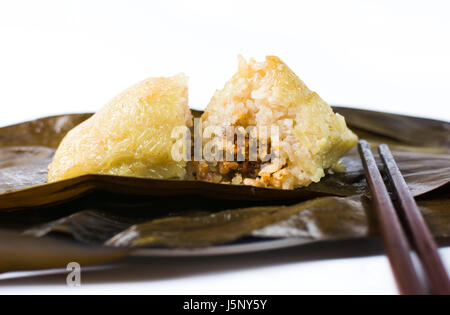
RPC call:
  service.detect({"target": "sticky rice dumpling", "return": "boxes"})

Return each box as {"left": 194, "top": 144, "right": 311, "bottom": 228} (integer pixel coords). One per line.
{"left": 47, "top": 74, "right": 192, "bottom": 183}
{"left": 197, "top": 56, "right": 358, "bottom": 189}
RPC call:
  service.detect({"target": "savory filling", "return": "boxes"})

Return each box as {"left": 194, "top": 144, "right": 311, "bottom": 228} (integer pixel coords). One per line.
{"left": 194, "top": 133, "right": 268, "bottom": 186}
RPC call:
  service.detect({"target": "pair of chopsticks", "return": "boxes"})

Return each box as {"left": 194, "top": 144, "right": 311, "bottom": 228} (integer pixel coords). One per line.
{"left": 358, "top": 140, "right": 450, "bottom": 295}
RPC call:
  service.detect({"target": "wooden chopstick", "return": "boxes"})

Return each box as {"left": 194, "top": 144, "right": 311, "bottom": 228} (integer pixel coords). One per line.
{"left": 358, "top": 140, "right": 426, "bottom": 295}
{"left": 378, "top": 144, "right": 450, "bottom": 295}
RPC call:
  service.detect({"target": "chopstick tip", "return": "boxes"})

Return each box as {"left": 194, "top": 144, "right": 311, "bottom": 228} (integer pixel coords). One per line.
{"left": 378, "top": 143, "right": 391, "bottom": 155}
{"left": 358, "top": 139, "right": 371, "bottom": 150}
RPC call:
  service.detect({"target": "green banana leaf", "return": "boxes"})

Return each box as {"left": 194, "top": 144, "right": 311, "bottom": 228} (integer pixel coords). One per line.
{"left": 0, "top": 230, "right": 129, "bottom": 273}
{"left": 18, "top": 194, "right": 449, "bottom": 249}
{"left": 0, "top": 107, "right": 448, "bottom": 272}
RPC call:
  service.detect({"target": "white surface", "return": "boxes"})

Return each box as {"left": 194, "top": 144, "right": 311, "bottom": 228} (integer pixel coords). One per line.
{"left": 0, "top": 0, "right": 449, "bottom": 295}
{"left": 0, "top": 240, "right": 449, "bottom": 295}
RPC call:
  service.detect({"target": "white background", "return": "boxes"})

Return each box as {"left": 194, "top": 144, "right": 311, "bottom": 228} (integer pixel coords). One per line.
{"left": 0, "top": 0, "right": 449, "bottom": 295}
